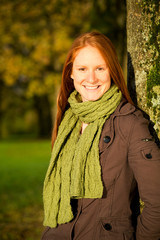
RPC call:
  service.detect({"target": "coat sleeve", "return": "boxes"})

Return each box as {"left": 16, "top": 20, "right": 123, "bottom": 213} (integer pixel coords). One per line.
{"left": 128, "top": 112, "right": 160, "bottom": 240}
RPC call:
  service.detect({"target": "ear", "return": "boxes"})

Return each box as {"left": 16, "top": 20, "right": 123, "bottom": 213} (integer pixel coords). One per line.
{"left": 71, "top": 74, "right": 74, "bottom": 79}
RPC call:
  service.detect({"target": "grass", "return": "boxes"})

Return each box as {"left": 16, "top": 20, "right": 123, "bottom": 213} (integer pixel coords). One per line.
{"left": 0, "top": 140, "right": 51, "bottom": 240}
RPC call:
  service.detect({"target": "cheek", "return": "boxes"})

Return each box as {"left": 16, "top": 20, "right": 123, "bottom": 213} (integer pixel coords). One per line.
{"left": 73, "top": 79, "right": 80, "bottom": 89}
{"left": 73, "top": 79, "right": 76, "bottom": 87}
{"left": 104, "top": 72, "right": 111, "bottom": 84}
{"left": 73, "top": 73, "right": 83, "bottom": 84}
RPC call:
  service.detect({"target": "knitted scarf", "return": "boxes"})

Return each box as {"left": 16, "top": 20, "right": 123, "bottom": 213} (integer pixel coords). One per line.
{"left": 43, "top": 84, "right": 122, "bottom": 228}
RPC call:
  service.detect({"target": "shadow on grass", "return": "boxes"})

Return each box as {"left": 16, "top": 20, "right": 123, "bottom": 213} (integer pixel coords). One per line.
{"left": 0, "top": 206, "right": 45, "bottom": 240}
{"left": 0, "top": 140, "right": 50, "bottom": 240}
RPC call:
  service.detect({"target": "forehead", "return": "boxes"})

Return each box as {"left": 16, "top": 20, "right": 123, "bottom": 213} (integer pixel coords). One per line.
{"left": 73, "top": 46, "right": 106, "bottom": 65}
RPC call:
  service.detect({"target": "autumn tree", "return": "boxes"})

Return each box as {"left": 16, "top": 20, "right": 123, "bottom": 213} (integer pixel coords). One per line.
{"left": 0, "top": 0, "right": 89, "bottom": 138}
{"left": 0, "top": 0, "right": 127, "bottom": 138}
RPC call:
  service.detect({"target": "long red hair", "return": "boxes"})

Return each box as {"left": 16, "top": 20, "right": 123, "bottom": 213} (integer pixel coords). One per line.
{"left": 52, "top": 32, "right": 133, "bottom": 147}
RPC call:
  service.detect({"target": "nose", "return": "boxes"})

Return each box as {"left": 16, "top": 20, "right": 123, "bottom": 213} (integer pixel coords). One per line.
{"left": 87, "top": 70, "right": 96, "bottom": 83}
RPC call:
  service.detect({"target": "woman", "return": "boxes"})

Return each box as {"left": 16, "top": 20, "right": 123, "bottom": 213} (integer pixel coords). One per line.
{"left": 42, "top": 32, "right": 160, "bottom": 240}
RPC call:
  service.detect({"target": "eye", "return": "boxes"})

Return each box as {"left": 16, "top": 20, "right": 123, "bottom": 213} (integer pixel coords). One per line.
{"left": 78, "top": 68, "right": 86, "bottom": 71}
{"left": 96, "top": 67, "right": 104, "bottom": 71}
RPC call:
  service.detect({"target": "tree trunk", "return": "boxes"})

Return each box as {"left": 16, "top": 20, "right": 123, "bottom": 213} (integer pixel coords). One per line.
{"left": 127, "top": 0, "right": 160, "bottom": 139}
{"left": 0, "top": 80, "right": 4, "bottom": 138}
{"left": 34, "top": 95, "right": 53, "bottom": 138}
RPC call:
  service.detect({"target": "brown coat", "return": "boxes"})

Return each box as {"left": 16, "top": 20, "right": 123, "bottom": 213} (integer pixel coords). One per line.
{"left": 41, "top": 100, "right": 160, "bottom": 240}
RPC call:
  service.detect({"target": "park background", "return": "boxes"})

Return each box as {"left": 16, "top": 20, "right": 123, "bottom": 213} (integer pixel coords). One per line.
{"left": 0, "top": 0, "right": 159, "bottom": 240}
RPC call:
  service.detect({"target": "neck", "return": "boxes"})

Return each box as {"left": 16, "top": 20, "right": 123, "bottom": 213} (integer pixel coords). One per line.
{"left": 81, "top": 123, "right": 88, "bottom": 134}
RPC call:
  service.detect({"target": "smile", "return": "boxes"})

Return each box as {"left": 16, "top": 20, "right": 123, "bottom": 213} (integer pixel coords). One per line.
{"left": 84, "top": 85, "right": 100, "bottom": 90}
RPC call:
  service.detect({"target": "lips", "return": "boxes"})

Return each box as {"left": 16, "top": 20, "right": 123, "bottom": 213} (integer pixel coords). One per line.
{"left": 84, "top": 85, "right": 100, "bottom": 90}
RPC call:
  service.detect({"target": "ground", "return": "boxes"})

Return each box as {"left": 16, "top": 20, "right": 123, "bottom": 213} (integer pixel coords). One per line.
{"left": 0, "top": 140, "right": 50, "bottom": 240}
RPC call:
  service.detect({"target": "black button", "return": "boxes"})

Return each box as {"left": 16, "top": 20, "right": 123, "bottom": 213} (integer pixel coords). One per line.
{"left": 145, "top": 153, "right": 152, "bottom": 159}
{"left": 103, "top": 136, "right": 111, "bottom": 143}
{"left": 104, "top": 223, "right": 112, "bottom": 231}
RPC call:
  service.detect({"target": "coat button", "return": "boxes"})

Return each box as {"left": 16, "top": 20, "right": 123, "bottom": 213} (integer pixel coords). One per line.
{"left": 103, "top": 136, "right": 111, "bottom": 143}
{"left": 104, "top": 223, "right": 112, "bottom": 231}
{"left": 145, "top": 153, "right": 152, "bottom": 159}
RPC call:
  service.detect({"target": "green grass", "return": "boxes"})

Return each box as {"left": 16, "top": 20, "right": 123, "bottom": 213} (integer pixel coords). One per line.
{"left": 0, "top": 140, "right": 51, "bottom": 240}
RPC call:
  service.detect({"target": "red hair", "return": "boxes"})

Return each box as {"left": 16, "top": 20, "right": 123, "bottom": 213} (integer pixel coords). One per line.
{"left": 52, "top": 32, "right": 133, "bottom": 147}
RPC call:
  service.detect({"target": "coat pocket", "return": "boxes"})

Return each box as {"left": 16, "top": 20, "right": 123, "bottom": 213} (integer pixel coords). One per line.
{"left": 141, "top": 147, "right": 160, "bottom": 161}
{"left": 93, "top": 217, "right": 134, "bottom": 240}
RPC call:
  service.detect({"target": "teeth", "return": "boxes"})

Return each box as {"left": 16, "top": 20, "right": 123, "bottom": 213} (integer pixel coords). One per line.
{"left": 85, "top": 86, "right": 99, "bottom": 89}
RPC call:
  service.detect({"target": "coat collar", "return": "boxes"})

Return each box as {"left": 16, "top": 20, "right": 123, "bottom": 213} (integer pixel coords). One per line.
{"left": 99, "top": 98, "right": 136, "bottom": 153}
{"left": 113, "top": 97, "right": 136, "bottom": 117}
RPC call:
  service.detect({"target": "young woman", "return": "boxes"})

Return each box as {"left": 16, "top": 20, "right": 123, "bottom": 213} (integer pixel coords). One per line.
{"left": 41, "top": 32, "right": 160, "bottom": 240}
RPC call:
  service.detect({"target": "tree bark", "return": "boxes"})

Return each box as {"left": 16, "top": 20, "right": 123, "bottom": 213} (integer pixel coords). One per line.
{"left": 34, "top": 95, "right": 52, "bottom": 138}
{"left": 127, "top": 0, "right": 160, "bottom": 138}
{"left": 0, "top": 80, "right": 4, "bottom": 138}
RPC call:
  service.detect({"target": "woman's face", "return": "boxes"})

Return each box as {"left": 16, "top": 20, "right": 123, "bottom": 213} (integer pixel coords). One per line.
{"left": 71, "top": 45, "right": 111, "bottom": 102}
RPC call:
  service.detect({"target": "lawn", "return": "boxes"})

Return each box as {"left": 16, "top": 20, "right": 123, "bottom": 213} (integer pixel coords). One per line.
{"left": 0, "top": 140, "right": 51, "bottom": 240}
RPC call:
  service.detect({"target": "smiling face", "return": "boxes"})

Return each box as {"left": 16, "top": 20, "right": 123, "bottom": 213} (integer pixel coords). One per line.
{"left": 71, "top": 45, "right": 111, "bottom": 102}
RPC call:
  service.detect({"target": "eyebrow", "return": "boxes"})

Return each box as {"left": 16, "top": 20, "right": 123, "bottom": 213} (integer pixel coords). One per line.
{"left": 74, "top": 64, "right": 107, "bottom": 67}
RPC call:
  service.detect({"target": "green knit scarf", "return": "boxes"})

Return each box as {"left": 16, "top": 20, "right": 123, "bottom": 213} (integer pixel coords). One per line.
{"left": 43, "top": 84, "right": 122, "bottom": 228}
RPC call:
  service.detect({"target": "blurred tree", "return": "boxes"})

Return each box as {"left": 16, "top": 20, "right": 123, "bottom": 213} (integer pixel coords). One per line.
{"left": 0, "top": 0, "right": 90, "bottom": 138}
{"left": 127, "top": 0, "right": 160, "bottom": 138}
{"left": 0, "top": 0, "right": 127, "bottom": 138}
{"left": 89, "top": 0, "right": 127, "bottom": 67}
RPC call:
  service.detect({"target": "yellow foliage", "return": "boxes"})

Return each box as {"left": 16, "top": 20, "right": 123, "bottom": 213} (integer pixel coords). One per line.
{"left": 3, "top": 73, "right": 16, "bottom": 86}
{"left": 27, "top": 80, "right": 46, "bottom": 98}
{"left": 26, "top": 72, "right": 61, "bottom": 98}
{"left": 45, "top": 73, "right": 61, "bottom": 87}
{"left": 11, "top": 22, "right": 27, "bottom": 35}
{"left": 2, "top": 53, "right": 22, "bottom": 86}
{"left": 52, "top": 29, "right": 73, "bottom": 64}
{"left": 0, "top": 0, "right": 92, "bottom": 98}
{"left": 31, "top": 34, "right": 50, "bottom": 65}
